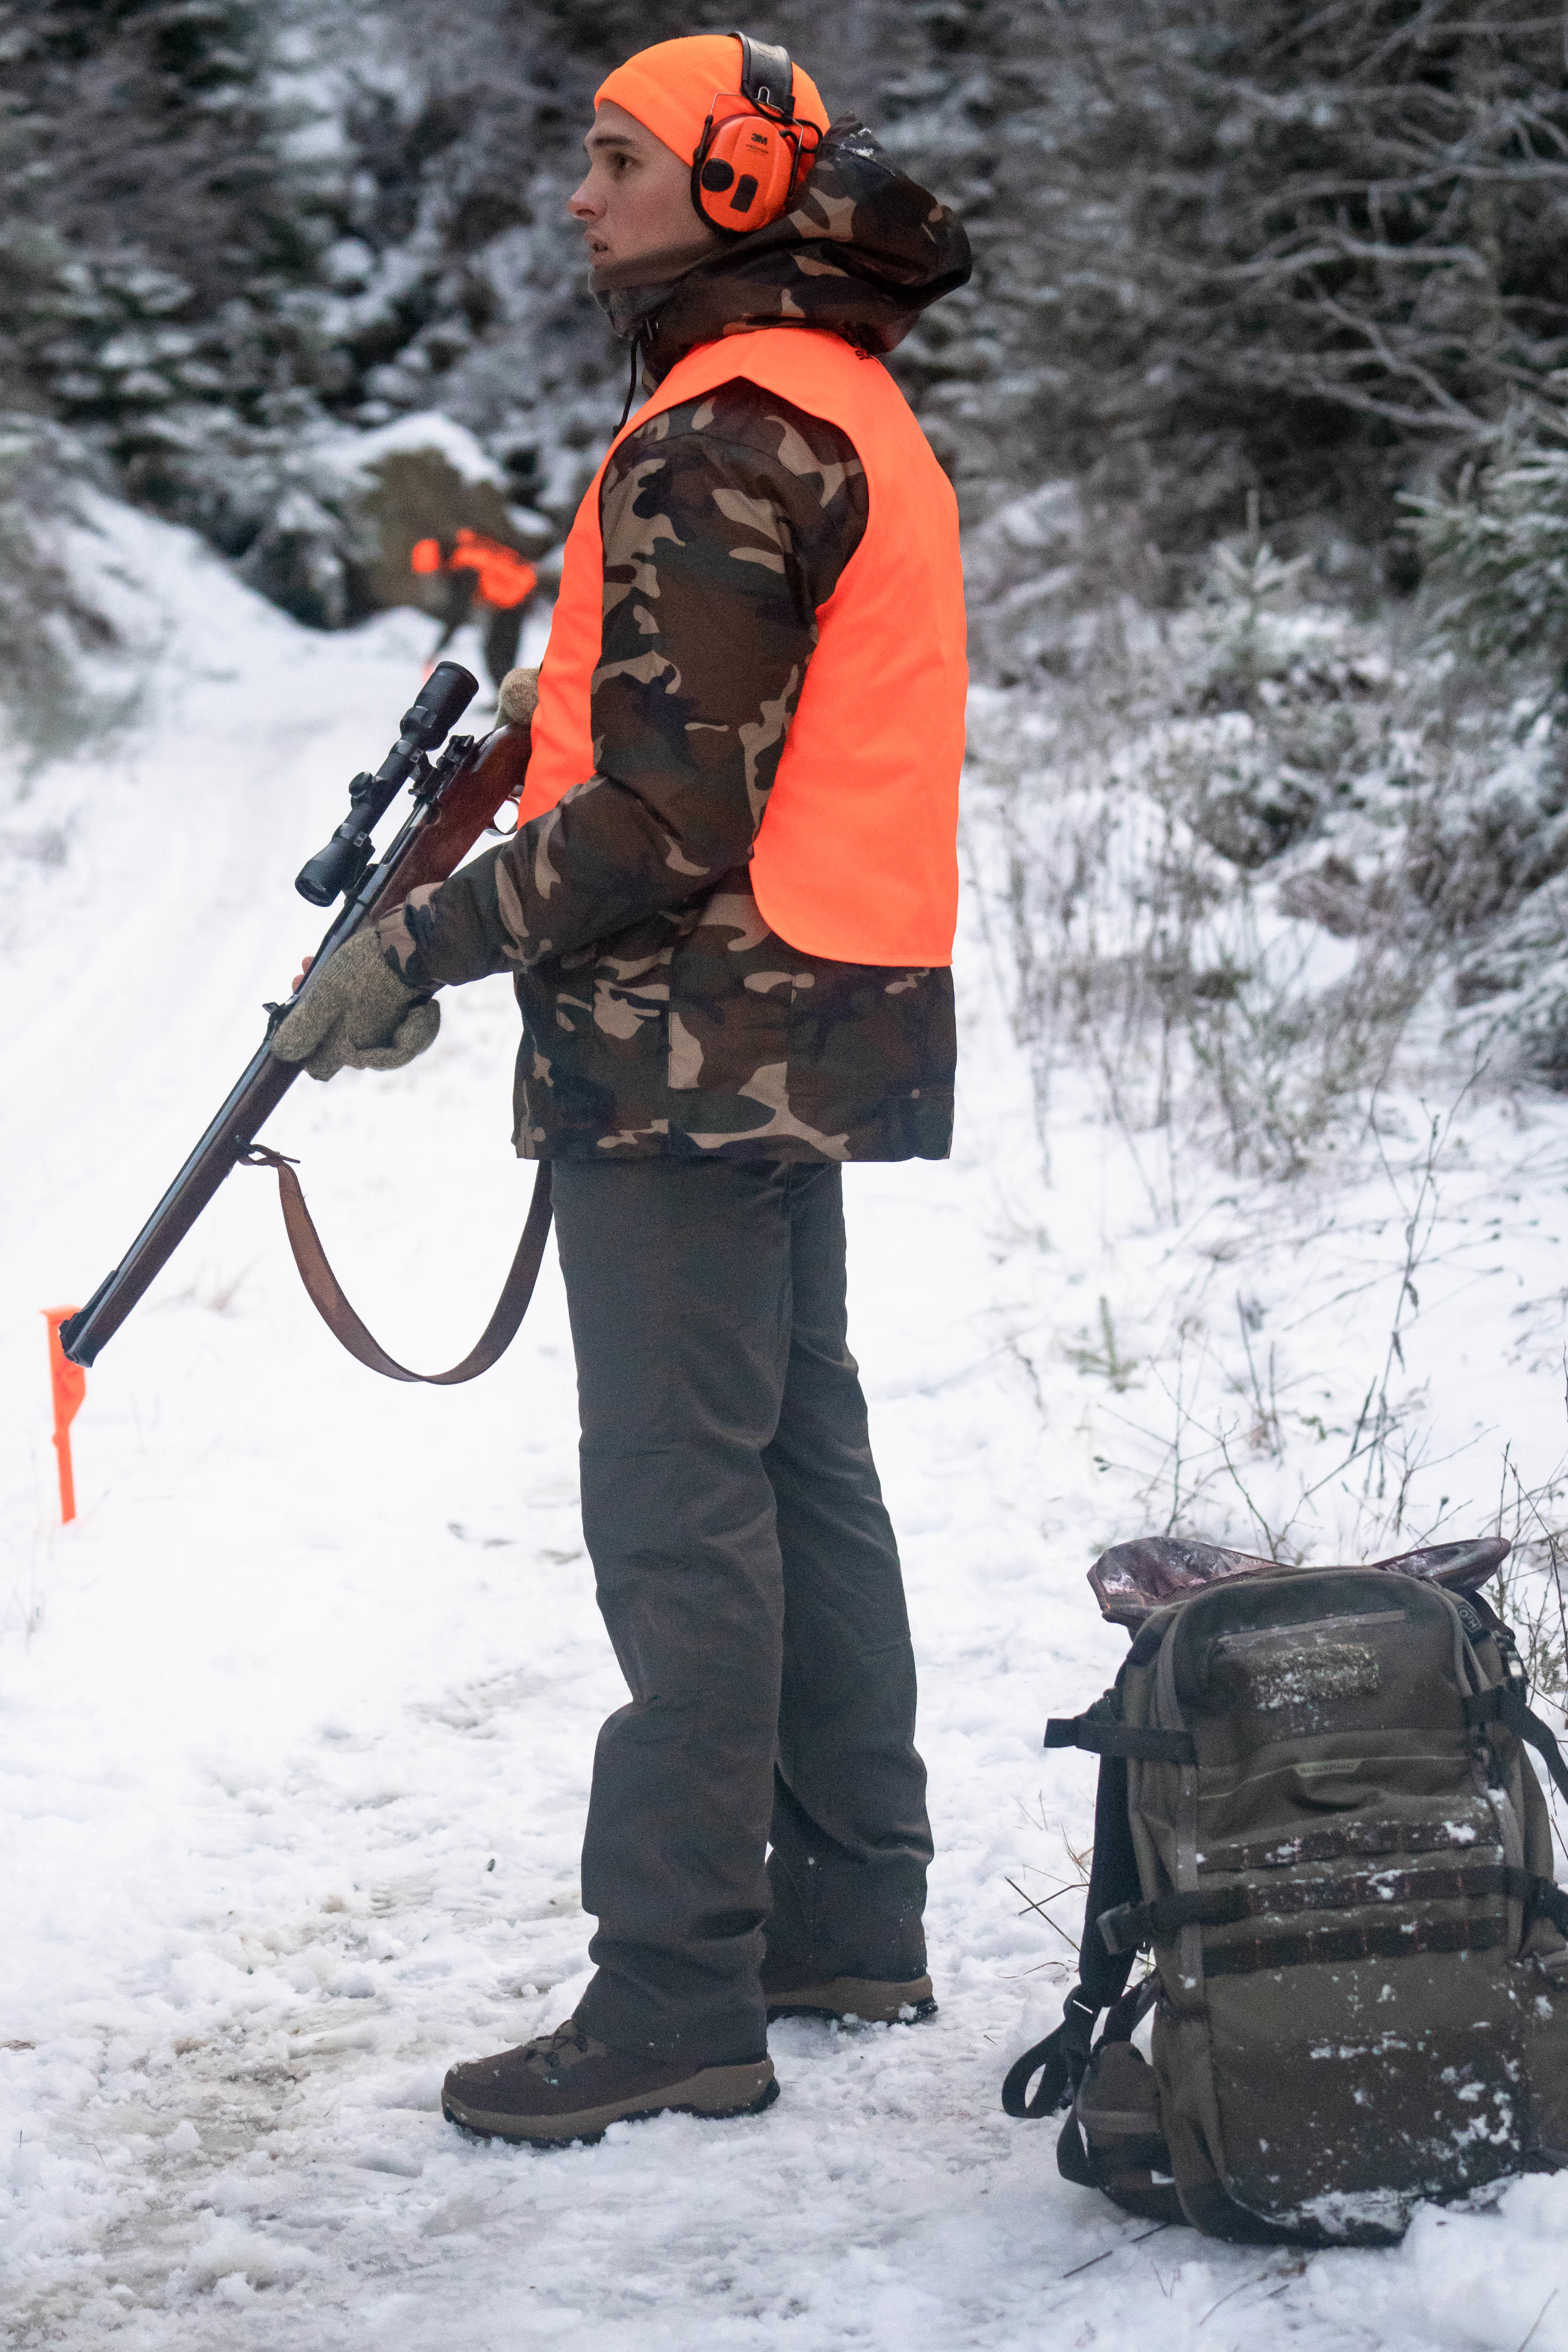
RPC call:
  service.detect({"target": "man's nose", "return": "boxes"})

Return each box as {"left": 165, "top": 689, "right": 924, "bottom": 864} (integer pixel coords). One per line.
{"left": 567, "top": 175, "right": 600, "bottom": 219}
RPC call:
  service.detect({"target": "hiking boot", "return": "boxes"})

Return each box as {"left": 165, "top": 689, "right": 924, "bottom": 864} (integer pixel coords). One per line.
{"left": 760, "top": 1964, "right": 937, "bottom": 2025}
{"left": 441, "top": 2019, "right": 778, "bottom": 2144}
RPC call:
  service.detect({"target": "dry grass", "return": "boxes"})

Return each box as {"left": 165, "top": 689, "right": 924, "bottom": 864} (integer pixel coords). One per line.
{"left": 965, "top": 519, "right": 1561, "bottom": 1183}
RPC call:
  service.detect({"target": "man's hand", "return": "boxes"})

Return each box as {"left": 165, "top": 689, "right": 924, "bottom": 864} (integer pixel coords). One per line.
{"left": 270, "top": 929, "right": 440, "bottom": 1081}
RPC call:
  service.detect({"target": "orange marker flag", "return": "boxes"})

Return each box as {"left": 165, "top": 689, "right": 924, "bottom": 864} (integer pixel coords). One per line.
{"left": 42, "top": 1308, "right": 85, "bottom": 1525}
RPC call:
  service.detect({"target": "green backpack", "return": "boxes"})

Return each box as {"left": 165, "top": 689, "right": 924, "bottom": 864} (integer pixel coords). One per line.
{"left": 1003, "top": 1535, "right": 1568, "bottom": 2246}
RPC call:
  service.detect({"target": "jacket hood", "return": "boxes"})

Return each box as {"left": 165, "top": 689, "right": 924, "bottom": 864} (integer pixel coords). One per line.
{"left": 592, "top": 120, "right": 970, "bottom": 383}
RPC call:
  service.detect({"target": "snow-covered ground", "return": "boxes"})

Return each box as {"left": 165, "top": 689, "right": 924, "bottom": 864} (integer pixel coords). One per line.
{"left": 4, "top": 501, "right": 1568, "bottom": 2350}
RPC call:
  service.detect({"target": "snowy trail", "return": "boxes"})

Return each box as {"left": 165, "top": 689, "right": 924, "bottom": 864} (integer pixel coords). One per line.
{"left": 5, "top": 506, "right": 1568, "bottom": 2350}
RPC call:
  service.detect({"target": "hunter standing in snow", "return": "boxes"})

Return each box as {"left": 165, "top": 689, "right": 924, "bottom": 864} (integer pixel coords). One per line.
{"left": 409, "top": 527, "right": 538, "bottom": 694}
{"left": 273, "top": 31, "right": 970, "bottom": 2142}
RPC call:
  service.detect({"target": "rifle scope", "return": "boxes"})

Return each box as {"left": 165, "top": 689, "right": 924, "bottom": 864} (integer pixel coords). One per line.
{"left": 295, "top": 661, "right": 478, "bottom": 907}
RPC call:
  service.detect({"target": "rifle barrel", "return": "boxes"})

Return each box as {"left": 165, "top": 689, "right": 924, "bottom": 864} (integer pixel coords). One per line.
{"left": 59, "top": 1046, "right": 298, "bottom": 1366}
{"left": 57, "top": 699, "right": 532, "bottom": 1373}
{"left": 57, "top": 802, "right": 425, "bottom": 1369}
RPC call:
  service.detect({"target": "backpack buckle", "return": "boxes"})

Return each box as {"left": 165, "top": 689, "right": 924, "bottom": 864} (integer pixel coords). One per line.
{"left": 1098, "top": 1903, "right": 1150, "bottom": 1956}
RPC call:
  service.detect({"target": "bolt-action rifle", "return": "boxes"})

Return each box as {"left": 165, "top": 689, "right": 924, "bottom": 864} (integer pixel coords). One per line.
{"left": 60, "top": 660, "right": 552, "bottom": 1383}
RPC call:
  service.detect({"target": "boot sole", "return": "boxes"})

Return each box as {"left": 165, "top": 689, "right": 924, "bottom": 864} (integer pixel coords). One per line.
{"left": 764, "top": 1975, "right": 937, "bottom": 2026}
{"left": 442, "top": 2058, "right": 778, "bottom": 2145}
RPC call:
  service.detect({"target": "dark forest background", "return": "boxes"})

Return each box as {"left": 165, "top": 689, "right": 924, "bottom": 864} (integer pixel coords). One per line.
{"left": 5, "top": 0, "right": 1568, "bottom": 725}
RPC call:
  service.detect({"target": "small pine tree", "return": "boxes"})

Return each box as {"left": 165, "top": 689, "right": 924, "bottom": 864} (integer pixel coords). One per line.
{"left": 1405, "top": 424, "right": 1568, "bottom": 673}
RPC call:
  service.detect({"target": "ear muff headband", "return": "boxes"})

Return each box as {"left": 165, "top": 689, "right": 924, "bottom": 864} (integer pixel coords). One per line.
{"left": 736, "top": 35, "right": 794, "bottom": 118}
{"left": 690, "top": 33, "right": 820, "bottom": 233}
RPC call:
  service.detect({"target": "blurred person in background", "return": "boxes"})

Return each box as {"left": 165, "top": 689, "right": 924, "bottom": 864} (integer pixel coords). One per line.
{"left": 410, "top": 527, "right": 538, "bottom": 692}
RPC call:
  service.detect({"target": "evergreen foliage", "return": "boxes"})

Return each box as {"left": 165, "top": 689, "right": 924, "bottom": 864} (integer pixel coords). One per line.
{"left": 0, "top": 422, "right": 121, "bottom": 768}
{"left": 0, "top": 1, "right": 341, "bottom": 457}
{"left": 4, "top": 0, "right": 1568, "bottom": 648}
{"left": 890, "top": 0, "right": 1568, "bottom": 547}
{"left": 1406, "top": 428, "right": 1568, "bottom": 671}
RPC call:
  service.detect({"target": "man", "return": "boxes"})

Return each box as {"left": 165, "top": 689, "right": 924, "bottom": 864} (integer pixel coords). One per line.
{"left": 273, "top": 33, "right": 970, "bottom": 2144}
{"left": 409, "top": 527, "right": 538, "bottom": 693}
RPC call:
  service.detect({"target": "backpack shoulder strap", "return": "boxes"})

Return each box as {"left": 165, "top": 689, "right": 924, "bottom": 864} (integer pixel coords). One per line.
{"left": 1464, "top": 1685, "right": 1568, "bottom": 1802}
{"left": 1003, "top": 1689, "right": 1146, "bottom": 2119}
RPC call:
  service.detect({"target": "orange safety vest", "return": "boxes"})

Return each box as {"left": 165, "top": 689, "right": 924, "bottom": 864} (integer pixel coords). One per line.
{"left": 411, "top": 530, "right": 537, "bottom": 610}
{"left": 521, "top": 327, "right": 967, "bottom": 967}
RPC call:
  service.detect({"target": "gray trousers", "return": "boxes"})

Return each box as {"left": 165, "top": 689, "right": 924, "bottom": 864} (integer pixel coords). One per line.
{"left": 551, "top": 1158, "right": 932, "bottom": 2065}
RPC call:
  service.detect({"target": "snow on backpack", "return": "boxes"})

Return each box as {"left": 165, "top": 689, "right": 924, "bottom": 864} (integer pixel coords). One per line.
{"left": 1002, "top": 1535, "right": 1568, "bottom": 2246}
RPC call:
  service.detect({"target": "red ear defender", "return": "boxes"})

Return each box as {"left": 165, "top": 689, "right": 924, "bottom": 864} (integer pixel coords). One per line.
{"left": 690, "top": 36, "right": 820, "bottom": 233}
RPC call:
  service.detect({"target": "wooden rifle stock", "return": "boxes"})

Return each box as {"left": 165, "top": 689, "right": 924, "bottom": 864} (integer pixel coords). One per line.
{"left": 380, "top": 721, "right": 532, "bottom": 904}
{"left": 60, "top": 716, "right": 534, "bottom": 1370}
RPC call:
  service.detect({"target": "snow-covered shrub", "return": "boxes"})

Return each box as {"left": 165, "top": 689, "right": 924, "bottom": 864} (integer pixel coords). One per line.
{"left": 1443, "top": 866, "right": 1568, "bottom": 1085}
{"left": 968, "top": 461, "right": 1568, "bottom": 1144}
{"left": 1406, "top": 427, "right": 1568, "bottom": 672}
{"left": 0, "top": 422, "right": 120, "bottom": 770}
{"left": 966, "top": 525, "right": 1499, "bottom": 1173}
{"left": 977, "top": 733, "right": 1423, "bottom": 1176}
{"left": 1407, "top": 742, "right": 1568, "bottom": 932}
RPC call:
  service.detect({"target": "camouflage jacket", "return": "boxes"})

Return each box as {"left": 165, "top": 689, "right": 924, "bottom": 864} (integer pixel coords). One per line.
{"left": 377, "top": 124, "right": 969, "bottom": 1164}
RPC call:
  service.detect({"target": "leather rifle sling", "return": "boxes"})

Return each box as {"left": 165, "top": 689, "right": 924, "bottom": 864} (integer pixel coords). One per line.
{"left": 242, "top": 1145, "right": 553, "bottom": 1384}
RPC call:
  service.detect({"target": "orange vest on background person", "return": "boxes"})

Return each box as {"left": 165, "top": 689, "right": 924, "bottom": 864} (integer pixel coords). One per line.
{"left": 521, "top": 328, "right": 967, "bottom": 968}
{"left": 411, "top": 529, "right": 537, "bottom": 610}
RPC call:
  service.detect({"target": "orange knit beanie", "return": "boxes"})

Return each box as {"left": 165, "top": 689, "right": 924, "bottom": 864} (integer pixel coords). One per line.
{"left": 595, "top": 33, "right": 829, "bottom": 164}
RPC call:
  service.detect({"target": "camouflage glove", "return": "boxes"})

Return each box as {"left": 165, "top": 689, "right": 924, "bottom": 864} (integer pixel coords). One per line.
{"left": 269, "top": 928, "right": 440, "bottom": 1082}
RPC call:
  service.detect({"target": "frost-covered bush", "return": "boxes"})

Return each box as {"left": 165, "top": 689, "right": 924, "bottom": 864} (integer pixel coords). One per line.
{"left": 1448, "top": 877, "right": 1568, "bottom": 1085}
{"left": 1406, "top": 745, "right": 1568, "bottom": 931}
{"left": 966, "top": 558, "right": 1433, "bottom": 1175}
{"left": 974, "top": 714, "right": 1424, "bottom": 1175}
{"left": 0, "top": 422, "right": 120, "bottom": 769}
{"left": 1405, "top": 429, "right": 1568, "bottom": 672}
{"left": 1146, "top": 534, "right": 1400, "bottom": 876}
{"left": 959, "top": 498, "right": 1568, "bottom": 1166}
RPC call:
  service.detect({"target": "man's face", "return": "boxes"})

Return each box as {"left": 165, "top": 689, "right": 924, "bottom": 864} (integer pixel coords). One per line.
{"left": 568, "top": 99, "right": 719, "bottom": 272}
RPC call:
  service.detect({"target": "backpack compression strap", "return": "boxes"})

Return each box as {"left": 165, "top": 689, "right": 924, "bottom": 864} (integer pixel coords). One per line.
{"left": 1464, "top": 1687, "right": 1568, "bottom": 1802}
{"left": 1045, "top": 1714, "right": 1196, "bottom": 1763}
{"left": 1098, "top": 1867, "right": 1568, "bottom": 1955}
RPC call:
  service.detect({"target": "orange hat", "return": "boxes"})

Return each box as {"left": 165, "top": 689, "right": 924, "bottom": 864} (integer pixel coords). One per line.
{"left": 596, "top": 34, "right": 829, "bottom": 165}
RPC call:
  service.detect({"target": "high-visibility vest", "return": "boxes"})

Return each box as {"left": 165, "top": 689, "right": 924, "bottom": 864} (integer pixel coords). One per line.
{"left": 521, "top": 328, "right": 966, "bottom": 967}
{"left": 410, "top": 530, "right": 536, "bottom": 610}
